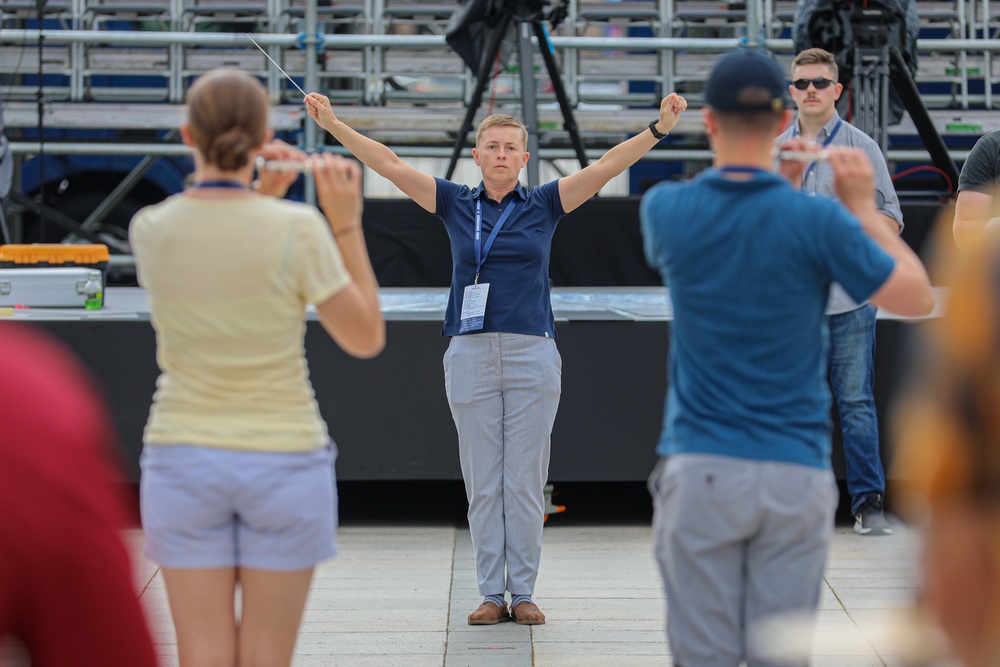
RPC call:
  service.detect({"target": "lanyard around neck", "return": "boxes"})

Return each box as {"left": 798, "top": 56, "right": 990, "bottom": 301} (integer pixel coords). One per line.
{"left": 793, "top": 117, "right": 842, "bottom": 186}
{"left": 718, "top": 166, "right": 770, "bottom": 176}
{"left": 192, "top": 180, "right": 248, "bottom": 189}
{"left": 474, "top": 197, "right": 517, "bottom": 284}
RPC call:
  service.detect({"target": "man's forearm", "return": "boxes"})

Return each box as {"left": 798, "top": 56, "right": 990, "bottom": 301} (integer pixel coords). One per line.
{"left": 879, "top": 212, "right": 902, "bottom": 234}
{"left": 954, "top": 215, "right": 989, "bottom": 251}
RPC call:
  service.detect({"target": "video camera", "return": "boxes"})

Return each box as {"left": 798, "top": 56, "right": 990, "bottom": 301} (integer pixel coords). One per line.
{"left": 446, "top": 0, "right": 567, "bottom": 77}
{"left": 793, "top": 0, "right": 919, "bottom": 124}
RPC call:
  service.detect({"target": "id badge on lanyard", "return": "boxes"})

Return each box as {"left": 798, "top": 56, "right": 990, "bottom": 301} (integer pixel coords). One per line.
{"left": 459, "top": 197, "right": 517, "bottom": 333}
{"left": 795, "top": 118, "right": 842, "bottom": 192}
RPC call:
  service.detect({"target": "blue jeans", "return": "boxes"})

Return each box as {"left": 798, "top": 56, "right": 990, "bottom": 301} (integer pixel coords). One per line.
{"left": 828, "top": 305, "right": 885, "bottom": 515}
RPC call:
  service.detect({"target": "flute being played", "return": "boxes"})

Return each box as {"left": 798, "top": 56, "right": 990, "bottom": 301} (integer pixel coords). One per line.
{"left": 774, "top": 149, "right": 830, "bottom": 162}
{"left": 773, "top": 148, "right": 831, "bottom": 162}
{"left": 255, "top": 155, "right": 314, "bottom": 173}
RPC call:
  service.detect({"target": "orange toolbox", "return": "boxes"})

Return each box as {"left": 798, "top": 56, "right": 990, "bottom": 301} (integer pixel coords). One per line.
{"left": 0, "top": 244, "right": 109, "bottom": 309}
{"left": 0, "top": 244, "right": 110, "bottom": 288}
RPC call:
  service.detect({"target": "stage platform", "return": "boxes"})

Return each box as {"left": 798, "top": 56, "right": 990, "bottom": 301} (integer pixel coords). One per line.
{"left": 8, "top": 286, "right": 943, "bottom": 484}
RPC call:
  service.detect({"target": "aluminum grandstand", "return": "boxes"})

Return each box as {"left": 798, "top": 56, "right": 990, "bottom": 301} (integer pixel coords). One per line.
{"left": 0, "top": 0, "right": 997, "bottom": 242}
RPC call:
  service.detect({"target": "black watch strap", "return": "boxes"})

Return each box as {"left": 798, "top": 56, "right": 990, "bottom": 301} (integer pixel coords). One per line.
{"left": 648, "top": 120, "right": 667, "bottom": 140}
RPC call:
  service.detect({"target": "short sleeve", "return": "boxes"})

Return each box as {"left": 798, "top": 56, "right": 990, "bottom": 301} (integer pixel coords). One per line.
{"left": 435, "top": 177, "right": 466, "bottom": 219}
{"left": 536, "top": 179, "right": 565, "bottom": 222}
{"left": 128, "top": 211, "right": 149, "bottom": 288}
{"left": 862, "top": 141, "right": 904, "bottom": 230}
{"left": 639, "top": 185, "right": 667, "bottom": 274}
{"left": 959, "top": 133, "right": 1000, "bottom": 193}
{"left": 294, "top": 209, "right": 352, "bottom": 305}
{"left": 817, "top": 206, "right": 896, "bottom": 304}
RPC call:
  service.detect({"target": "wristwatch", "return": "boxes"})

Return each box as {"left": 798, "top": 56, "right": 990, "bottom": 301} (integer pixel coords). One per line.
{"left": 648, "top": 120, "right": 667, "bottom": 140}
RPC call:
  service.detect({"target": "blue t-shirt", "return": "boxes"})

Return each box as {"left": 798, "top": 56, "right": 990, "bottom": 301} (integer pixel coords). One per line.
{"left": 435, "top": 177, "right": 564, "bottom": 338}
{"left": 639, "top": 168, "right": 895, "bottom": 470}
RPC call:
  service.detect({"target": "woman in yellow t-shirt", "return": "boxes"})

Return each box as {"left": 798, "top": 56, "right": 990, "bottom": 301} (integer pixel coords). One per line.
{"left": 129, "top": 68, "right": 384, "bottom": 667}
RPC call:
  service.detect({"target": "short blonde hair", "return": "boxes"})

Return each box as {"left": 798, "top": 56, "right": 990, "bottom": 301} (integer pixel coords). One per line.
{"left": 791, "top": 48, "right": 839, "bottom": 81}
{"left": 475, "top": 114, "right": 528, "bottom": 149}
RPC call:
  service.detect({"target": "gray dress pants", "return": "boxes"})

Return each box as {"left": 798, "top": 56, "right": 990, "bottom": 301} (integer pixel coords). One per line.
{"left": 444, "top": 332, "right": 562, "bottom": 596}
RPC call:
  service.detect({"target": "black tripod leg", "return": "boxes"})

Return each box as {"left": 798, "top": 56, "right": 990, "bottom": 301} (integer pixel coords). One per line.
{"left": 531, "top": 20, "right": 587, "bottom": 169}
{"left": 9, "top": 190, "right": 109, "bottom": 246}
{"left": 888, "top": 46, "right": 960, "bottom": 192}
{"left": 517, "top": 21, "right": 541, "bottom": 186}
{"left": 446, "top": 11, "right": 513, "bottom": 181}
{"left": 0, "top": 203, "right": 10, "bottom": 245}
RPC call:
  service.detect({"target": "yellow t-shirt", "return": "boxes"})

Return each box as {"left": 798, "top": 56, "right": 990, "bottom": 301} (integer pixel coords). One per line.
{"left": 129, "top": 193, "right": 351, "bottom": 452}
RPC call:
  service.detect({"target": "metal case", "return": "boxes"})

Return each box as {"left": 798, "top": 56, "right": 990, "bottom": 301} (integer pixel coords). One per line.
{"left": 0, "top": 268, "right": 104, "bottom": 308}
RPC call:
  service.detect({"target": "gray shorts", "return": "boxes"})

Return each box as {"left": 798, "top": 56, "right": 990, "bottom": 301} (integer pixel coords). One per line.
{"left": 140, "top": 444, "right": 338, "bottom": 570}
{"left": 650, "top": 453, "right": 837, "bottom": 667}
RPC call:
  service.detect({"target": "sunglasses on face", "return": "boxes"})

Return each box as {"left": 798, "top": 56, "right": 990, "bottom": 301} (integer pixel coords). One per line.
{"left": 792, "top": 77, "right": 836, "bottom": 91}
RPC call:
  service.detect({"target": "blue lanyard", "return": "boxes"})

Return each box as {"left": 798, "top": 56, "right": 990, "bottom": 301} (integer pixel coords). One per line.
{"left": 474, "top": 197, "right": 517, "bottom": 284}
{"left": 793, "top": 117, "right": 842, "bottom": 186}
{"left": 192, "top": 180, "right": 248, "bottom": 189}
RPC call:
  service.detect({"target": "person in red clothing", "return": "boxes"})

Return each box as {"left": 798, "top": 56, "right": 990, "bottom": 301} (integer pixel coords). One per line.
{"left": 0, "top": 322, "right": 158, "bottom": 667}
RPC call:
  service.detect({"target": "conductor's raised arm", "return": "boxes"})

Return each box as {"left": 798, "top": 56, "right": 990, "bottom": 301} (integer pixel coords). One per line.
{"left": 305, "top": 92, "right": 437, "bottom": 213}
{"left": 557, "top": 93, "right": 687, "bottom": 213}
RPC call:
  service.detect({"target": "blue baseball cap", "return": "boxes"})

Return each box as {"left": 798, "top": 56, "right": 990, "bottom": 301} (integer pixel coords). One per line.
{"left": 704, "top": 48, "right": 788, "bottom": 114}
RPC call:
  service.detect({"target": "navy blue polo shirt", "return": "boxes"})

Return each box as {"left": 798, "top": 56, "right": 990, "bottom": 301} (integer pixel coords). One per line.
{"left": 434, "top": 177, "right": 564, "bottom": 338}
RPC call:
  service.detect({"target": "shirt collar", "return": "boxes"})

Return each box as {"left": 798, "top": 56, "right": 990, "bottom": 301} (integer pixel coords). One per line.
{"left": 471, "top": 182, "right": 529, "bottom": 202}
{"left": 796, "top": 111, "right": 842, "bottom": 140}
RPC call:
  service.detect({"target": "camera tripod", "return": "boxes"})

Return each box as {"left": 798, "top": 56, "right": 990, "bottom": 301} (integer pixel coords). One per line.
{"left": 846, "top": 41, "right": 959, "bottom": 189}
{"left": 444, "top": 4, "right": 588, "bottom": 186}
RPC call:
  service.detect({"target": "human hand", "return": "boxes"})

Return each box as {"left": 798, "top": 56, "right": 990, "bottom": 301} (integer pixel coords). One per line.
{"left": 313, "top": 154, "right": 364, "bottom": 235}
{"left": 255, "top": 139, "right": 308, "bottom": 198}
{"left": 829, "top": 146, "right": 878, "bottom": 216}
{"left": 304, "top": 92, "right": 337, "bottom": 131}
{"left": 654, "top": 93, "right": 688, "bottom": 135}
{"left": 774, "top": 137, "right": 822, "bottom": 187}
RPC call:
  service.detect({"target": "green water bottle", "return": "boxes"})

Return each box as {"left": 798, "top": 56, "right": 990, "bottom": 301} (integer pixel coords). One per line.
{"left": 83, "top": 273, "right": 103, "bottom": 310}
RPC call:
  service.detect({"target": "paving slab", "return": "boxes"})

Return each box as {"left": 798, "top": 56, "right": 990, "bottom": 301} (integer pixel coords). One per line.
{"left": 1, "top": 521, "right": 944, "bottom": 666}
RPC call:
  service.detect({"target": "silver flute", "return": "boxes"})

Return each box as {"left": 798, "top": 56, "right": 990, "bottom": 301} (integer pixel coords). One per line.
{"left": 773, "top": 148, "right": 831, "bottom": 162}
{"left": 255, "top": 155, "right": 314, "bottom": 173}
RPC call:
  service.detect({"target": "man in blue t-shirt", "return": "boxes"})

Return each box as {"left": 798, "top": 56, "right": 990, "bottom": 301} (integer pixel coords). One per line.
{"left": 640, "top": 48, "right": 934, "bottom": 667}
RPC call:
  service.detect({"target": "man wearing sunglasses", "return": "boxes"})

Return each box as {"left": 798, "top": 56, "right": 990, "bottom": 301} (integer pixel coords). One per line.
{"left": 776, "top": 47, "right": 904, "bottom": 537}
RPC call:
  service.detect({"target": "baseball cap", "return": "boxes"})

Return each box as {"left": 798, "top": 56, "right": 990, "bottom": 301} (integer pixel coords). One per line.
{"left": 704, "top": 48, "right": 788, "bottom": 114}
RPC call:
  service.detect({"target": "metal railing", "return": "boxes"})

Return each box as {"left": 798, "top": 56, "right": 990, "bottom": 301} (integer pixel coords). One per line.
{"left": 1, "top": 0, "right": 997, "bottom": 160}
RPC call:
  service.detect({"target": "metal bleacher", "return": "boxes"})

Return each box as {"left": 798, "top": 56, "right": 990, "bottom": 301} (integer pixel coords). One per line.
{"left": 1, "top": 0, "right": 1000, "bottom": 162}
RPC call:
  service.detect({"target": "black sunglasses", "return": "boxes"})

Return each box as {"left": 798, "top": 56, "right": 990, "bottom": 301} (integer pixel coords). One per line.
{"left": 792, "top": 77, "right": 836, "bottom": 91}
